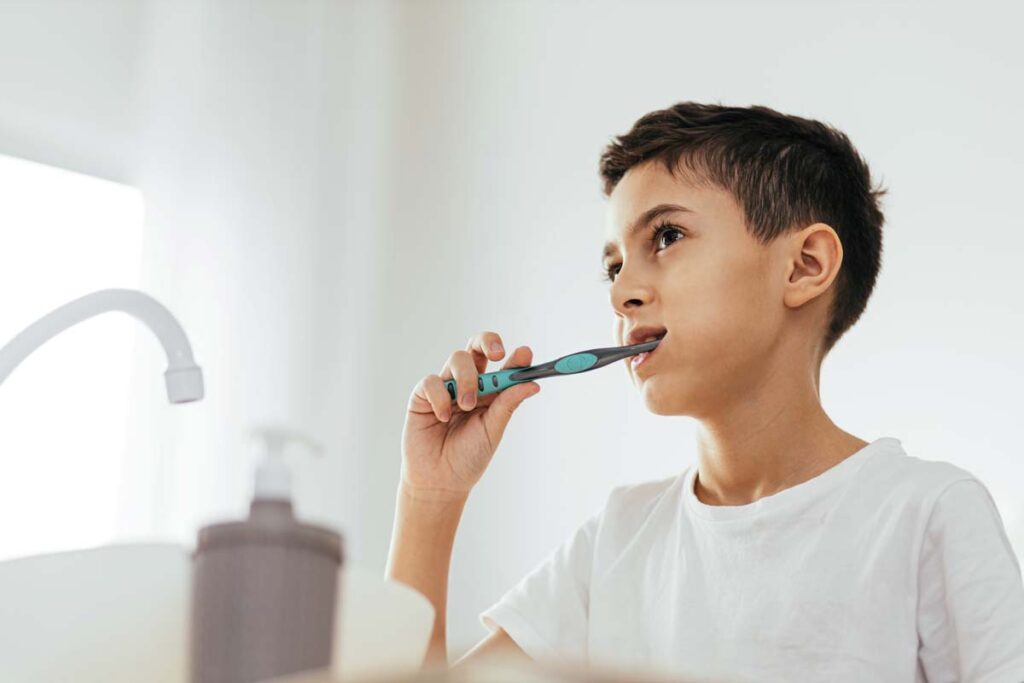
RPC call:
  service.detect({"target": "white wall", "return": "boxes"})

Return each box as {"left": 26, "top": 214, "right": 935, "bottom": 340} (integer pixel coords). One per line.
{"left": 0, "top": 0, "right": 143, "bottom": 182}
{"left": 1, "top": 0, "right": 1021, "bottom": 661}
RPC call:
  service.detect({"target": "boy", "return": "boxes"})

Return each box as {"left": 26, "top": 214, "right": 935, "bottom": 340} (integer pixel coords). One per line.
{"left": 389, "top": 102, "right": 1024, "bottom": 681}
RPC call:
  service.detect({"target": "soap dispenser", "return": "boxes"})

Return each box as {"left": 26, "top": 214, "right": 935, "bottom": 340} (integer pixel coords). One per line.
{"left": 189, "top": 426, "right": 344, "bottom": 683}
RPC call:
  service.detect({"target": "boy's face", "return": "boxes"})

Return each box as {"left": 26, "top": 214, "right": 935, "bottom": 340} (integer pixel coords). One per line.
{"left": 603, "top": 159, "right": 800, "bottom": 417}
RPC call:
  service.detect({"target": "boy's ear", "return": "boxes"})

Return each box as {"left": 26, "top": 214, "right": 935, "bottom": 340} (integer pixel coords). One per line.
{"left": 783, "top": 223, "right": 843, "bottom": 309}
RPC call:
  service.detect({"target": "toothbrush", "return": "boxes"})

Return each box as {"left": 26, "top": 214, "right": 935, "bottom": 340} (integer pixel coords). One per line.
{"left": 444, "top": 338, "right": 662, "bottom": 401}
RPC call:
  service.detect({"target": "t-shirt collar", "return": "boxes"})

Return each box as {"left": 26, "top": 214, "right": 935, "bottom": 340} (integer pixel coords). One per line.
{"left": 682, "top": 436, "right": 904, "bottom": 521}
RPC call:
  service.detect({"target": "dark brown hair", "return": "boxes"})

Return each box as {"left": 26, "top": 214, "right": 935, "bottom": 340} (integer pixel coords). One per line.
{"left": 599, "top": 102, "right": 887, "bottom": 358}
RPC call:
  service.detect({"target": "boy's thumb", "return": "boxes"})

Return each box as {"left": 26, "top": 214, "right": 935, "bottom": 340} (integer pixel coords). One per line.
{"left": 482, "top": 382, "right": 541, "bottom": 441}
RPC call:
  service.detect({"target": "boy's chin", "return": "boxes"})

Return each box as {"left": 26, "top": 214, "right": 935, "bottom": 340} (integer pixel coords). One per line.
{"left": 638, "top": 377, "right": 694, "bottom": 416}
{"left": 644, "top": 398, "right": 690, "bottom": 417}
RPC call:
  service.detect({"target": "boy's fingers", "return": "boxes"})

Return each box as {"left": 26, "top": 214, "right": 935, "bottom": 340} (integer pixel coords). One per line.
{"left": 482, "top": 381, "right": 541, "bottom": 447}
{"left": 440, "top": 339, "right": 532, "bottom": 407}
{"left": 467, "top": 331, "right": 506, "bottom": 373}
{"left": 501, "top": 345, "right": 532, "bottom": 370}
{"left": 448, "top": 350, "right": 479, "bottom": 411}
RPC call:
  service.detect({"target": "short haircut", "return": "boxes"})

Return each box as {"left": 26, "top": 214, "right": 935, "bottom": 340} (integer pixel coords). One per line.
{"left": 599, "top": 102, "right": 887, "bottom": 358}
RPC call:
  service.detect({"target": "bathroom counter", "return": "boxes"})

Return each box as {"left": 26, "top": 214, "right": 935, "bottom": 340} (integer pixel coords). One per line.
{"left": 269, "top": 649, "right": 683, "bottom": 683}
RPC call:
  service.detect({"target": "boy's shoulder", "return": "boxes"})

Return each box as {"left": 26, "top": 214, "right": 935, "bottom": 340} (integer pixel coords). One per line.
{"left": 857, "top": 439, "right": 984, "bottom": 507}
{"left": 596, "top": 470, "right": 686, "bottom": 533}
{"left": 608, "top": 471, "right": 682, "bottom": 503}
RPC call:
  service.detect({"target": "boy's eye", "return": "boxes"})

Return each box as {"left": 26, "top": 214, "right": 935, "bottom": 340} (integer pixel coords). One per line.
{"left": 601, "top": 224, "right": 685, "bottom": 283}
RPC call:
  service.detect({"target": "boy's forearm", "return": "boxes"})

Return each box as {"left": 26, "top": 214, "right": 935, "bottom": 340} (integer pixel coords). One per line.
{"left": 384, "top": 482, "right": 469, "bottom": 668}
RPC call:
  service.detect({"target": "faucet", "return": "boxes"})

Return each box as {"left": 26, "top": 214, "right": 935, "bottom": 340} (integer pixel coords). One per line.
{"left": 0, "top": 289, "right": 204, "bottom": 403}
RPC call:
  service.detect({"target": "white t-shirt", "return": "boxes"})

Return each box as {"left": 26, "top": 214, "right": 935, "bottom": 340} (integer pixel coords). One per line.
{"left": 479, "top": 437, "right": 1024, "bottom": 682}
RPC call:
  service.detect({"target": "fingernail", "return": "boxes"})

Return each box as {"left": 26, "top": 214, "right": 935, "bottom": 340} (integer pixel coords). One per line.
{"left": 491, "top": 341, "right": 503, "bottom": 354}
{"left": 461, "top": 392, "right": 475, "bottom": 408}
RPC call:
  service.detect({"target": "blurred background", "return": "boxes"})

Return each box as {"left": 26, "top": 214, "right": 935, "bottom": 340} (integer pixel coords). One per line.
{"left": 0, "top": 0, "right": 1021, "bottom": 662}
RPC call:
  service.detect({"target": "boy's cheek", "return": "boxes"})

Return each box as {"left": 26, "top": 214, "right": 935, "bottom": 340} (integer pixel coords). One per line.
{"left": 667, "top": 288, "right": 779, "bottom": 371}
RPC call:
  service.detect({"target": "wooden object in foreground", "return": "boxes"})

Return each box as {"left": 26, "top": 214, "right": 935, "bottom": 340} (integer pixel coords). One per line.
{"left": 268, "top": 648, "right": 686, "bottom": 683}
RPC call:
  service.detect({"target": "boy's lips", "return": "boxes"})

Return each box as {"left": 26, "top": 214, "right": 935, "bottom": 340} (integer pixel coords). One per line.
{"left": 625, "top": 324, "right": 668, "bottom": 347}
{"left": 630, "top": 334, "right": 664, "bottom": 374}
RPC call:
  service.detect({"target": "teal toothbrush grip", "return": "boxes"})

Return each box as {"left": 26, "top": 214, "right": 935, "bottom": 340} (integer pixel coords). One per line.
{"left": 553, "top": 352, "right": 598, "bottom": 373}
{"left": 445, "top": 368, "right": 526, "bottom": 401}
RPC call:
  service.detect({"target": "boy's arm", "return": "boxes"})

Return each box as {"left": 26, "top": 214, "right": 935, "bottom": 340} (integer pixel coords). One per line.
{"left": 385, "top": 483, "right": 531, "bottom": 669}
{"left": 384, "top": 482, "right": 469, "bottom": 668}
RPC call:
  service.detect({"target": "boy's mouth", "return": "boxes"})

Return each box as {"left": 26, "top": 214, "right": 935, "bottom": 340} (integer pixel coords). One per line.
{"left": 631, "top": 344, "right": 659, "bottom": 371}
{"left": 629, "top": 331, "right": 666, "bottom": 372}
{"left": 625, "top": 325, "right": 668, "bottom": 347}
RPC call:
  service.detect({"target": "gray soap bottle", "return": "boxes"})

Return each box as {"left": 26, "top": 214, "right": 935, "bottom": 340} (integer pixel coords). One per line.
{"left": 189, "top": 427, "right": 344, "bottom": 683}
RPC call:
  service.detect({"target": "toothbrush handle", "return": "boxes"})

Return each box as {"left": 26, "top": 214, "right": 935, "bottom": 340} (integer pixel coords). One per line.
{"left": 444, "top": 368, "right": 527, "bottom": 401}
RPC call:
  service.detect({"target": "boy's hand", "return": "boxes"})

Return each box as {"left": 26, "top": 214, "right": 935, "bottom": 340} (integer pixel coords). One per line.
{"left": 402, "top": 331, "right": 541, "bottom": 502}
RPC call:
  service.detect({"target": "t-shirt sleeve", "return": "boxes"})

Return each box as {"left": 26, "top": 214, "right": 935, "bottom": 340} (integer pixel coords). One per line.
{"left": 478, "top": 508, "right": 602, "bottom": 664}
{"left": 917, "top": 477, "right": 1024, "bottom": 682}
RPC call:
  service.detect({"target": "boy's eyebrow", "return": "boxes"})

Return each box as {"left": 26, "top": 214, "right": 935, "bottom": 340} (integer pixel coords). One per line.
{"left": 602, "top": 203, "right": 695, "bottom": 261}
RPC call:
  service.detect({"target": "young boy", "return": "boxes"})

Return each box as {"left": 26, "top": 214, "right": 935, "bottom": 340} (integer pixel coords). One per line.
{"left": 389, "top": 102, "right": 1024, "bottom": 681}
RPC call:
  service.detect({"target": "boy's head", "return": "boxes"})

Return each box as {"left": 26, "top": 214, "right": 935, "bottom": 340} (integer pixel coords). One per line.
{"left": 599, "top": 102, "right": 887, "bottom": 417}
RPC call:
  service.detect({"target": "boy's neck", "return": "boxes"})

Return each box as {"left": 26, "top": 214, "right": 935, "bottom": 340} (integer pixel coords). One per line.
{"left": 693, "top": 385, "right": 868, "bottom": 507}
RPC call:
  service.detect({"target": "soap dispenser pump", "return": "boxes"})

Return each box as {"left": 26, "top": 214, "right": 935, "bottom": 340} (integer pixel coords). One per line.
{"left": 190, "top": 426, "right": 344, "bottom": 683}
